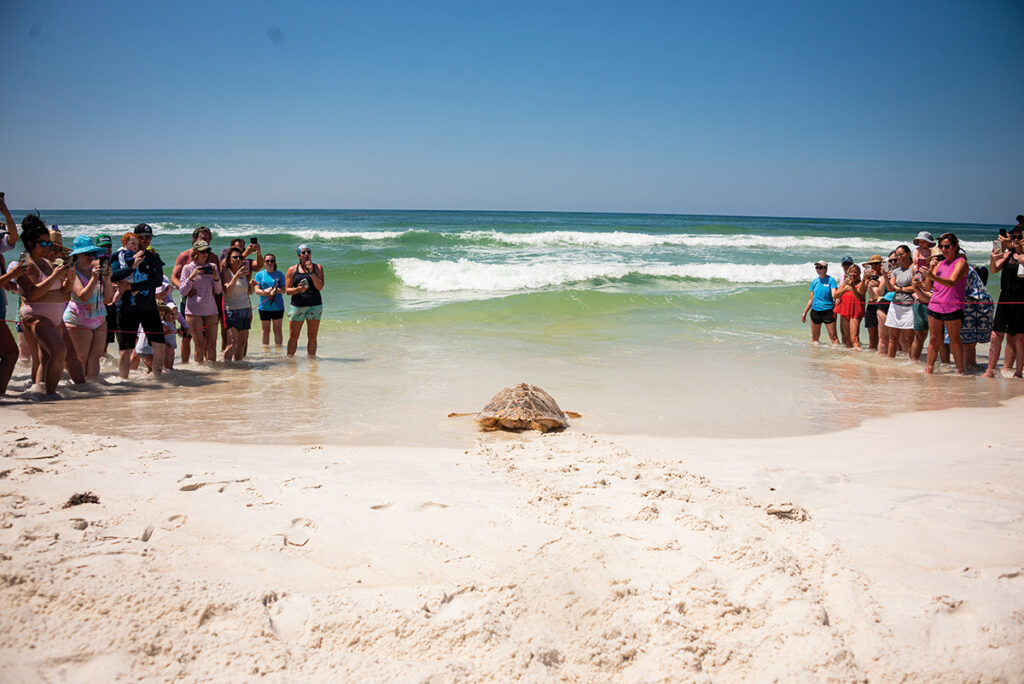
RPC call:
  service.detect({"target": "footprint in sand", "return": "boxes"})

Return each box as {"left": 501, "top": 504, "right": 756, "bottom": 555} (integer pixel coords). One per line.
{"left": 164, "top": 514, "right": 188, "bottom": 529}
{"left": 267, "top": 594, "right": 312, "bottom": 643}
{"left": 418, "top": 502, "right": 449, "bottom": 511}
{"left": 370, "top": 502, "right": 393, "bottom": 510}
{"left": 282, "top": 518, "right": 316, "bottom": 547}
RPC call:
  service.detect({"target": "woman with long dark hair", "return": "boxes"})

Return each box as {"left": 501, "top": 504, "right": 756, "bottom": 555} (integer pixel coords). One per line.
{"left": 15, "top": 215, "right": 74, "bottom": 394}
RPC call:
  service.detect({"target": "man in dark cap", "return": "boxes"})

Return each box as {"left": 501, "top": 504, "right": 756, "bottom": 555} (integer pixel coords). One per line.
{"left": 110, "top": 223, "right": 166, "bottom": 378}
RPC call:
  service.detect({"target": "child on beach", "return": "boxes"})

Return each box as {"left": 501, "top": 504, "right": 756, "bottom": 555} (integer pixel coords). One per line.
{"left": 110, "top": 233, "right": 139, "bottom": 310}
{"left": 131, "top": 303, "right": 178, "bottom": 372}
{"left": 833, "top": 264, "right": 868, "bottom": 349}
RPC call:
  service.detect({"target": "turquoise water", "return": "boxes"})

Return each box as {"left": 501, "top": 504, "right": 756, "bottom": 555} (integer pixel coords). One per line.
{"left": 12, "top": 209, "right": 1023, "bottom": 445}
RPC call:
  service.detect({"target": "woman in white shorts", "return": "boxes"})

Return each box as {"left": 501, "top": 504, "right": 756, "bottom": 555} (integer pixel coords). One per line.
{"left": 884, "top": 245, "right": 916, "bottom": 357}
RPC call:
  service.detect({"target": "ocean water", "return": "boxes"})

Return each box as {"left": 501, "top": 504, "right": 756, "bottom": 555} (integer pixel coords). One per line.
{"left": 10, "top": 209, "right": 1024, "bottom": 445}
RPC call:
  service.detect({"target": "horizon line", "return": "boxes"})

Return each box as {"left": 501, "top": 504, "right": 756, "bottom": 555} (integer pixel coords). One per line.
{"left": 5, "top": 207, "right": 1004, "bottom": 228}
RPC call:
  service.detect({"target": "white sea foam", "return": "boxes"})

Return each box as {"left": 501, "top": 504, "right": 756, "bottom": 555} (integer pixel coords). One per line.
{"left": 390, "top": 257, "right": 846, "bottom": 292}
{"left": 56, "top": 223, "right": 193, "bottom": 236}
{"left": 456, "top": 230, "right": 993, "bottom": 254}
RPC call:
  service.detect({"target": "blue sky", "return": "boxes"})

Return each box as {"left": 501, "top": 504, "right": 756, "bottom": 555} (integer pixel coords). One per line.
{"left": 1, "top": 0, "right": 1021, "bottom": 223}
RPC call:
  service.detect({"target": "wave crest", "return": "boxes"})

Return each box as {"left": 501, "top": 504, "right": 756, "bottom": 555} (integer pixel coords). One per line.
{"left": 390, "top": 257, "right": 846, "bottom": 292}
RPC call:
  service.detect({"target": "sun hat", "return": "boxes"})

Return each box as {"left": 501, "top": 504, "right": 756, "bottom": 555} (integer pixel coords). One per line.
{"left": 95, "top": 233, "right": 112, "bottom": 248}
{"left": 69, "top": 235, "right": 104, "bottom": 256}
{"left": 134, "top": 223, "right": 154, "bottom": 236}
{"left": 814, "top": 260, "right": 828, "bottom": 268}
{"left": 863, "top": 254, "right": 883, "bottom": 265}
{"left": 913, "top": 231, "right": 935, "bottom": 246}
{"left": 192, "top": 239, "right": 212, "bottom": 252}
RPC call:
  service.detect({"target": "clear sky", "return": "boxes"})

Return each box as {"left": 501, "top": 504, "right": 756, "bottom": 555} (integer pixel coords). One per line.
{"left": 1, "top": 0, "right": 1021, "bottom": 223}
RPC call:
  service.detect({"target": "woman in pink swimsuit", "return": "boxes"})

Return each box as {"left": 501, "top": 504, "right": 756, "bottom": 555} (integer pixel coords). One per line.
{"left": 922, "top": 232, "right": 968, "bottom": 374}
{"left": 16, "top": 216, "right": 74, "bottom": 395}
{"left": 64, "top": 235, "right": 113, "bottom": 381}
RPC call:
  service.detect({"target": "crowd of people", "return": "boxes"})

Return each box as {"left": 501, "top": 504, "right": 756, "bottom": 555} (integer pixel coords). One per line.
{"left": 0, "top": 194, "right": 326, "bottom": 398}
{"left": 802, "top": 218, "right": 1024, "bottom": 377}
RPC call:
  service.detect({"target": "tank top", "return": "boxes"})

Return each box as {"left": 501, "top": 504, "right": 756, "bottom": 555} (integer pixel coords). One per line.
{"left": 291, "top": 265, "right": 322, "bottom": 307}
{"left": 63, "top": 270, "right": 106, "bottom": 326}
{"left": 223, "top": 268, "right": 252, "bottom": 311}
{"left": 929, "top": 257, "right": 966, "bottom": 314}
{"left": 998, "top": 255, "right": 1024, "bottom": 301}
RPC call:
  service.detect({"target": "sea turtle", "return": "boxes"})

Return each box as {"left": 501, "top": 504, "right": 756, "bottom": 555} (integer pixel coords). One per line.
{"left": 449, "top": 383, "right": 581, "bottom": 433}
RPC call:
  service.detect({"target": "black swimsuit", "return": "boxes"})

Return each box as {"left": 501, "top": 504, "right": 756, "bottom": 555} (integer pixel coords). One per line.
{"left": 291, "top": 264, "right": 322, "bottom": 308}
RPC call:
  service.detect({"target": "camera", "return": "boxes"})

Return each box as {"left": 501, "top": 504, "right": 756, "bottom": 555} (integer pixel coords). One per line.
{"left": 250, "top": 237, "right": 258, "bottom": 245}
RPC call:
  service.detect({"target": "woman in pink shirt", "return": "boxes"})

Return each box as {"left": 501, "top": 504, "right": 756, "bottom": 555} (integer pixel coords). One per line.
{"left": 922, "top": 232, "right": 968, "bottom": 374}
{"left": 178, "top": 241, "right": 222, "bottom": 363}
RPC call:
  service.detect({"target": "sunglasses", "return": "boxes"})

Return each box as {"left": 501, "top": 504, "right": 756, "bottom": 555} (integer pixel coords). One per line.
{"left": 299, "top": 250, "right": 311, "bottom": 255}
{"left": 230, "top": 255, "right": 242, "bottom": 260}
{"left": 887, "top": 259, "right": 897, "bottom": 263}
{"left": 815, "top": 266, "right": 826, "bottom": 270}
{"left": 38, "top": 240, "right": 53, "bottom": 248}
{"left": 264, "top": 259, "right": 276, "bottom": 263}
{"left": 939, "top": 244, "right": 954, "bottom": 249}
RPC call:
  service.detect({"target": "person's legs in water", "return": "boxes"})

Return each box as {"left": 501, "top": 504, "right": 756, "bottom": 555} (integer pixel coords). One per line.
{"left": 984, "top": 331, "right": 1007, "bottom": 377}
{"left": 65, "top": 325, "right": 95, "bottom": 380}
{"left": 261, "top": 316, "right": 272, "bottom": 346}
{"left": 0, "top": 324, "right": 19, "bottom": 396}
{"left": 876, "top": 309, "right": 889, "bottom": 356}
{"left": 61, "top": 325, "right": 86, "bottom": 384}
{"left": 925, "top": 315, "right": 945, "bottom": 374}
{"left": 850, "top": 316, "right": 863, "bottom": 349}
{"left": 287, "top": 319, "right": 304, "bottom": 357}
{"left": 945, "top": 318, "right": 965, "bottom": 373}
{"left": 223, "top": 326, "right": 239, "bottom": 362}
{"left": 305, "top": 318, "right": 320, "bottom": 357}
{"left": 272, "top": 316, "right": 283, "bottom": 346}
{"left": 25, "top": 319, "right": 65, "bottom": 394}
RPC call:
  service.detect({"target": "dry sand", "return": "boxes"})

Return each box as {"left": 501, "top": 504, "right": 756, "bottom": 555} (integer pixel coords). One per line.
{"left": 1, "top": 398, "right": 1022, "bottom": 682}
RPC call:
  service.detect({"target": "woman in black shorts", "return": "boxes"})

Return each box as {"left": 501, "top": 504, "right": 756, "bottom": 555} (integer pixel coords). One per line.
{"left": 985, "top": 230, "right": 1024, "bottom": 377}
{"left": 253, "top": 253, "right": 286, "bottom": 346}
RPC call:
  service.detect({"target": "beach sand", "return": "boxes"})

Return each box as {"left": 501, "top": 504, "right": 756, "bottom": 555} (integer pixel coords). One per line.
{"left": 1, "top": 397, "right": 1022, "bottom": 682}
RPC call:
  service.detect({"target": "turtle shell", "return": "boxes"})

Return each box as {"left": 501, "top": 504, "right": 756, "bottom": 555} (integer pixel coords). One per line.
{"left": 476, "top": 383, "right": 569, "bottom": 432}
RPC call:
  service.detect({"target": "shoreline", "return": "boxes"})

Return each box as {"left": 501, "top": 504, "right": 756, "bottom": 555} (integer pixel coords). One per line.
{"left": 1, "top": 397, "right": 1022, "bottom": 680}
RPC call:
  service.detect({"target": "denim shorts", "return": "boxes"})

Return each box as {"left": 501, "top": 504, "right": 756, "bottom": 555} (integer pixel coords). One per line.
{"left": 288, "top": 304, "right": 322, "bottom": 321}
{"left": 224, "top": 308, "right": 252, "bottom": 331}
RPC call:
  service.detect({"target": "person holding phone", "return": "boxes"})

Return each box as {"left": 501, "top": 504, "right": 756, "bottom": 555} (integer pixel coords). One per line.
{"left": 920, "top": 233, "right": 967, "bottom": 374}
{"left": 64, "top": 236, "right": 113, "bottom": 381}
{"left": 285, "top": 243, "right": 324, "bottom": 357}
{"left": 254, "top": 252, "right": 286, "bottom": 347}
{"left": 0, "top": 193, "right": 23, "bottom": 396}
{"left": 221, "top": 246, "right": 254, "bottom": 361}
{"left": 178, "top": 240, "right": 221, "bottom": 363}
{"left": 984, "top": 226, "right": 1024, "bottom": 378}
{"left": 15, "top": 216, "right": 75, "bottom": 395}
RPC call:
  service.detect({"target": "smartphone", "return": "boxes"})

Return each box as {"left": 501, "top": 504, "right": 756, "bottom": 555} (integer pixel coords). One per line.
{"left": 17, "top": 252, "right": 27, "bottom": 266}
{"left": 0, "top": 192, "right": 5, "bottom": 201}
{"left": 250, "top": 237, "right": 258, "bottom": 245}
{"left": 994, "top": 239, "right": 1004, "bottom": 253}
